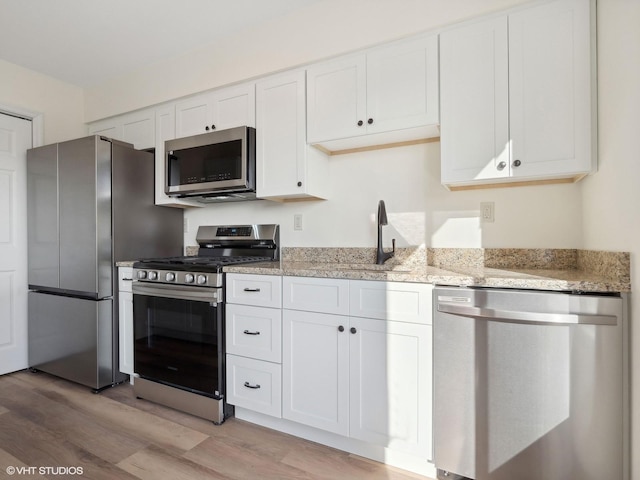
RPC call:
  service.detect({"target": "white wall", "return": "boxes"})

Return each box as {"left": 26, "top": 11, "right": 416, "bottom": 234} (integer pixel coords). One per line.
{"left": 84, "top": 0, "right": 530, "bottom": 122}
{"left": 582, "top": 1, "right": 640, "bottom": 477}
{"left": 0, "top": 59, "right": 85, "bottom": 144}
{"left": 185, "top": 141, "right": 583, "bottom": 249}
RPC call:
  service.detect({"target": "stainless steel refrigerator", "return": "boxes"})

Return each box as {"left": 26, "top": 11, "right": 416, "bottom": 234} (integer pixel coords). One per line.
{"left": 27, "top": 135, "right": 183, "bottom": 391}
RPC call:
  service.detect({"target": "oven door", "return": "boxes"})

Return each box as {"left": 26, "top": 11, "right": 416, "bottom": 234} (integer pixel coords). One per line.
{"left": 133, "top": 282, "right": 224, "bottom": 398}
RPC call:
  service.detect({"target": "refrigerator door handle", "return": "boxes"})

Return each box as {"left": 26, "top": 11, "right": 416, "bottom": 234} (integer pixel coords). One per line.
{"left": 437, "top": 302, "right": 618, "bottom": 326}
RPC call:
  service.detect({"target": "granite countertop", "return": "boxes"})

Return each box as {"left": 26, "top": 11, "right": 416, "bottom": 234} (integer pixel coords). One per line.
{"left": 117, "top": 246, "right": 631, "bottom": 293}
{"left": 222, "top": 247, "right": 631, "bottom": 293}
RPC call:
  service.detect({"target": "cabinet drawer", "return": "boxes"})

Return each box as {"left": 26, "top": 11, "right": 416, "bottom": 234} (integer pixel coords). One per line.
{"left": 226, "top": 273, "right": 282, "bottom": 308}
{"left": 226, "top": 354, "right": 282, "bottom": 418}
{"left": 118, "top": 267, "right": 134, "bottom": 293}
{"left": 226, "top": 304, "right": 282, "bottom": 363}
{"left": 283, "top": 276, "right": 349, "bottom": 315}
{"left": 349, "top": 280, "right": 433, "bottom": 324}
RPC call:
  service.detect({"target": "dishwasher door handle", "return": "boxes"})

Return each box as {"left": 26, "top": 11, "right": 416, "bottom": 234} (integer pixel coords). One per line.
{"left": 437, "top": 303, "right": 618, "bottom": 326}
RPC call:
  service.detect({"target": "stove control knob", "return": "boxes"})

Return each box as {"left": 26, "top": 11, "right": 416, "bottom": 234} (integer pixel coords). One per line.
{"left": 148, "top": 271, "right": 158, "bottom": 281}
{"left": 197, "top": 274, "right": 207, "bottom": 285}
{"left": 185, "top": 273, "right": 195, "bottom": 283}
{"left": 137, "top": 270, "right": 147, "bottom": 279}
{"left": 165, "top": 272, "right": 176, "bottom": 282}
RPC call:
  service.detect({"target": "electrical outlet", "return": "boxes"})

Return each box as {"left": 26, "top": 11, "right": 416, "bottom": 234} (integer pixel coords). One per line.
{"left": 480, "top": 202, "right": 495, "bottom": 223}
{"left": 294, "top": 214, "right": 303, "bottom": 231}
{"left": 184, "top": 218, "right": 189, "bottom": 233}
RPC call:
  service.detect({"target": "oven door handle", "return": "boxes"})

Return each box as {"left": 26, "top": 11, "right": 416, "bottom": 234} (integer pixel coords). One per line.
{"left": 133, "top": 282, "right": 222, "bottom": 304}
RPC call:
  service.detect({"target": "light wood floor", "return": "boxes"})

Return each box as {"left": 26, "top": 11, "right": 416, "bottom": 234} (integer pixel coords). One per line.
{"left": 0, "top": 370, "right": 434, "bottom": 480}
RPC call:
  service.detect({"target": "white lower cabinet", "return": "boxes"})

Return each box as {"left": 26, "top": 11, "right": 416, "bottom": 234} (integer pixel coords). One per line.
{"left": 281, "top": 276, "right": 433, "bottom": 459}
{"left": 349, "top": 316, "right": 432, "bottom": 457}
{"left": 282, "top": 309, "right": 350, "bottom": 435}
{"left": 225, "top": 274, "right": 283, "bottom": 418}
{"left": 117, "top": 267, "right": 134, "bottom": 379}
{"left": 229, "top": 274, "right": 434, "bottom": 475}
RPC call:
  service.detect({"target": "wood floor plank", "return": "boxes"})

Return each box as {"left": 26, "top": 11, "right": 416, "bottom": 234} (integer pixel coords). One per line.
{"left": 183, "top": 435, "right": 314, "bottom": 480}
{"left": 24, "top": 373, "right": 209, "bottom": 454}
{"left": 0, "top": 371, "right": 434, "bottom": 480}
{"left": 0, "top": 448, "right": 47, "bottom": 479}
{"left": 281, "top": 440, "right": 422, "bottom": 480}
{"left": 118, "top": 444, "right": 230, "bottom": 480}
{"left": 0, "top": 375, "right": 148, "bottom": 464}
{"left": 0, "top": 411, "right": 139, "bottom": 480}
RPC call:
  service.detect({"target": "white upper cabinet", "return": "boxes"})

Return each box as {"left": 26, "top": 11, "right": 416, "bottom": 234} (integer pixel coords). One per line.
{"left": 175, "top": 82, "right": 256, "bottom": 138}
{"left": 256, "top": 70, "right": 329, "bottom": 200}
{"left": 307, "top": 34, "right": 439, "bottom": 152}
{"left": 154, "top": 103, "right": 200, "bottom": 207}
{"left": 440, "top": 0, "right": 596, "bottom": 189}
{"left": 88, "top": 107, "right": 156, "bottom": 150}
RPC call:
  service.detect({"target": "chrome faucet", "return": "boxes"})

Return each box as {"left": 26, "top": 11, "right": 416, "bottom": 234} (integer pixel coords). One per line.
{"left": 376, "top": 200, "right": 395, "bottom": 265}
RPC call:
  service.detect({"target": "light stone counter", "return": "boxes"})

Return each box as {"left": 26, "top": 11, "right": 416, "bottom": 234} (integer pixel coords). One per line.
{"left": 222, "top": 246, "right": 631, "bottom": 293}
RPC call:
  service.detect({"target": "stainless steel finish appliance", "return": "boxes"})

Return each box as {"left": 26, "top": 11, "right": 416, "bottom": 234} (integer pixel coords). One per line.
{"left": 27, "top": 135, "right": 183, "bottom": 392}
{"left": 132, "top": 224, "right": 279, "bottom": 424}
{"left": 165, "top": 126, "right": 256, "bottom": 202}
{"left": 433, "top": 286, "right": 629, "bottom": 480}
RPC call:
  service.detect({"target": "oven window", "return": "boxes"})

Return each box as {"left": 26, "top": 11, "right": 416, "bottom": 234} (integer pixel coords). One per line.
{"left": 133, "top": 294, "right": 222, "bottom": 397}
{"left": 168, "top": 139, "right": 242, "bottom": 186}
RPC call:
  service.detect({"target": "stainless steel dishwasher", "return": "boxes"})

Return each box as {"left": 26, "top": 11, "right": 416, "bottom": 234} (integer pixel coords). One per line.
{"left": 433, "top": 286, "right": 629, "bottom": 480}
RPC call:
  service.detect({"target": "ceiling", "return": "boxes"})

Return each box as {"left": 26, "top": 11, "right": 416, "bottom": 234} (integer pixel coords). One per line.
{"left": 0, "top": 0, "right": 321, "bottom": 88}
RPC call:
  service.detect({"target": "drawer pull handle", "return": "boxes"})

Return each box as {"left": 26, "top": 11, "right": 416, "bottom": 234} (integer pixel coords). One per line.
{"left": 243, "top": 330, "right": 261, "bottom": 335}
{"left": 122, "top": 278, "right": 133, "bottom": 282}
{"left": 243, "top": 288, "right": 261, "bottom": 292}
{"left": 244, "top": 381, "right": 261, "bottom": 389}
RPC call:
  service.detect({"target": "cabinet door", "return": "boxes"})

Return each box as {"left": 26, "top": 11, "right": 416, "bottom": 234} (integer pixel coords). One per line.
{"left": 88, "top": 121, "right": 123, "bottom": 141}
{"left": 366, "top": 35, "right": 439, "bottom": 135}
{"left": 256, "top": 71, "right": 306, "bottom": 198}
{"left": 154, "top": 104, "right": 200, "bottom": 207}
{"left": 440, "top": 16, "right": 510, "bottom": 184}
{"left": 282, "top": 309, "right": 350, "bottom": 435}
{"left": 211, "top": 83, "right": 256, "bottom": 130}
{"left": 306, "top": 54, "right": 367, "bottom": 143}
{"left": 118, "top": 290, "right": 134, "bottom": 376}
{"left": 509, "top": 0, "right": 593, "bottom": 178}
{"left": 175, "top": 93, "right": 213, "bottom": 137}
{"left": 349, "top": 317, "right": 432, "bottom": 458}
{"left": 120, "top": 109, "right": 155, "bottom": 150}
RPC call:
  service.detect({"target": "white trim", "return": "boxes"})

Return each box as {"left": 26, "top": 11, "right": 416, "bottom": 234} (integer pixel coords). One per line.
{"left": 0, "top": 103, "right": 45, "bottom": 147}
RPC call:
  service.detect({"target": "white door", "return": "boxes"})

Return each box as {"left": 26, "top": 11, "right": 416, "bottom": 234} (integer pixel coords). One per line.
{"left": 508, "top": 0, "right": 592, "bottom": 178}
{"left": 366, "top": 35, "right": 439, "bottom": 134}
{"left": 0, "top": 113, "right": 31, "bottom": 374}
{"left": 282, "top": 309, "right": 350, "bottom": 435}
{"left": 440, "top": 16, "right": 510, "bottom": 184}
{"left": 349, "top": 317, "right": 432, "bottom": 458}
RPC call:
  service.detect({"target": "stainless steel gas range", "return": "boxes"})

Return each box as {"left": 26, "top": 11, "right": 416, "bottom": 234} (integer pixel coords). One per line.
{"left": 131, "top": 224, "right": 279, "bottom": 424}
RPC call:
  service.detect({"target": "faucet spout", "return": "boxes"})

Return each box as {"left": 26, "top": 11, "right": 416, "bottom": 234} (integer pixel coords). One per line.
{"left": 376, "top": 200, "right": 395, "bottom": 265}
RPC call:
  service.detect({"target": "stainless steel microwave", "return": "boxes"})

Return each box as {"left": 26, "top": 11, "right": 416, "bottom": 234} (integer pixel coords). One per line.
{"left": 165, "top": 126, "right": 256, "bottom": 201}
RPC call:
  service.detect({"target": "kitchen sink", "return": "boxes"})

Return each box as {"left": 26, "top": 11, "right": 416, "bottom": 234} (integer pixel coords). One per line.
{"left": 316, "top": 263, "right": 414, "bottom": 274}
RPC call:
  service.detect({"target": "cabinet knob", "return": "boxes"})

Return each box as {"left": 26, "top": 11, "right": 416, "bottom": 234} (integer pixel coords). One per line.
{"left": 357, "top": 120, "right": 363, "bottom": 127}
{"left": 367, "top": 118, "right": 373, "bottom": 125}
{"left": 297, "top": 181, "right": 302, "bottom": 187}
{"left": 211, "top": 124, "right": 216, "bottom": 130}
{"left": 338, "top": 325, "right": 345, "bottom": 332}
{"left": 350, "top": 327, "right": 357, "bottom": 334}
{"left": 205, "top": 126, "right": 210, "bottom": 131}
{"left": 512, "top": 159, "right": 522, "bottom": 167}
{"left": 497, "top": 161, "right": 507, "bottom": 171}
